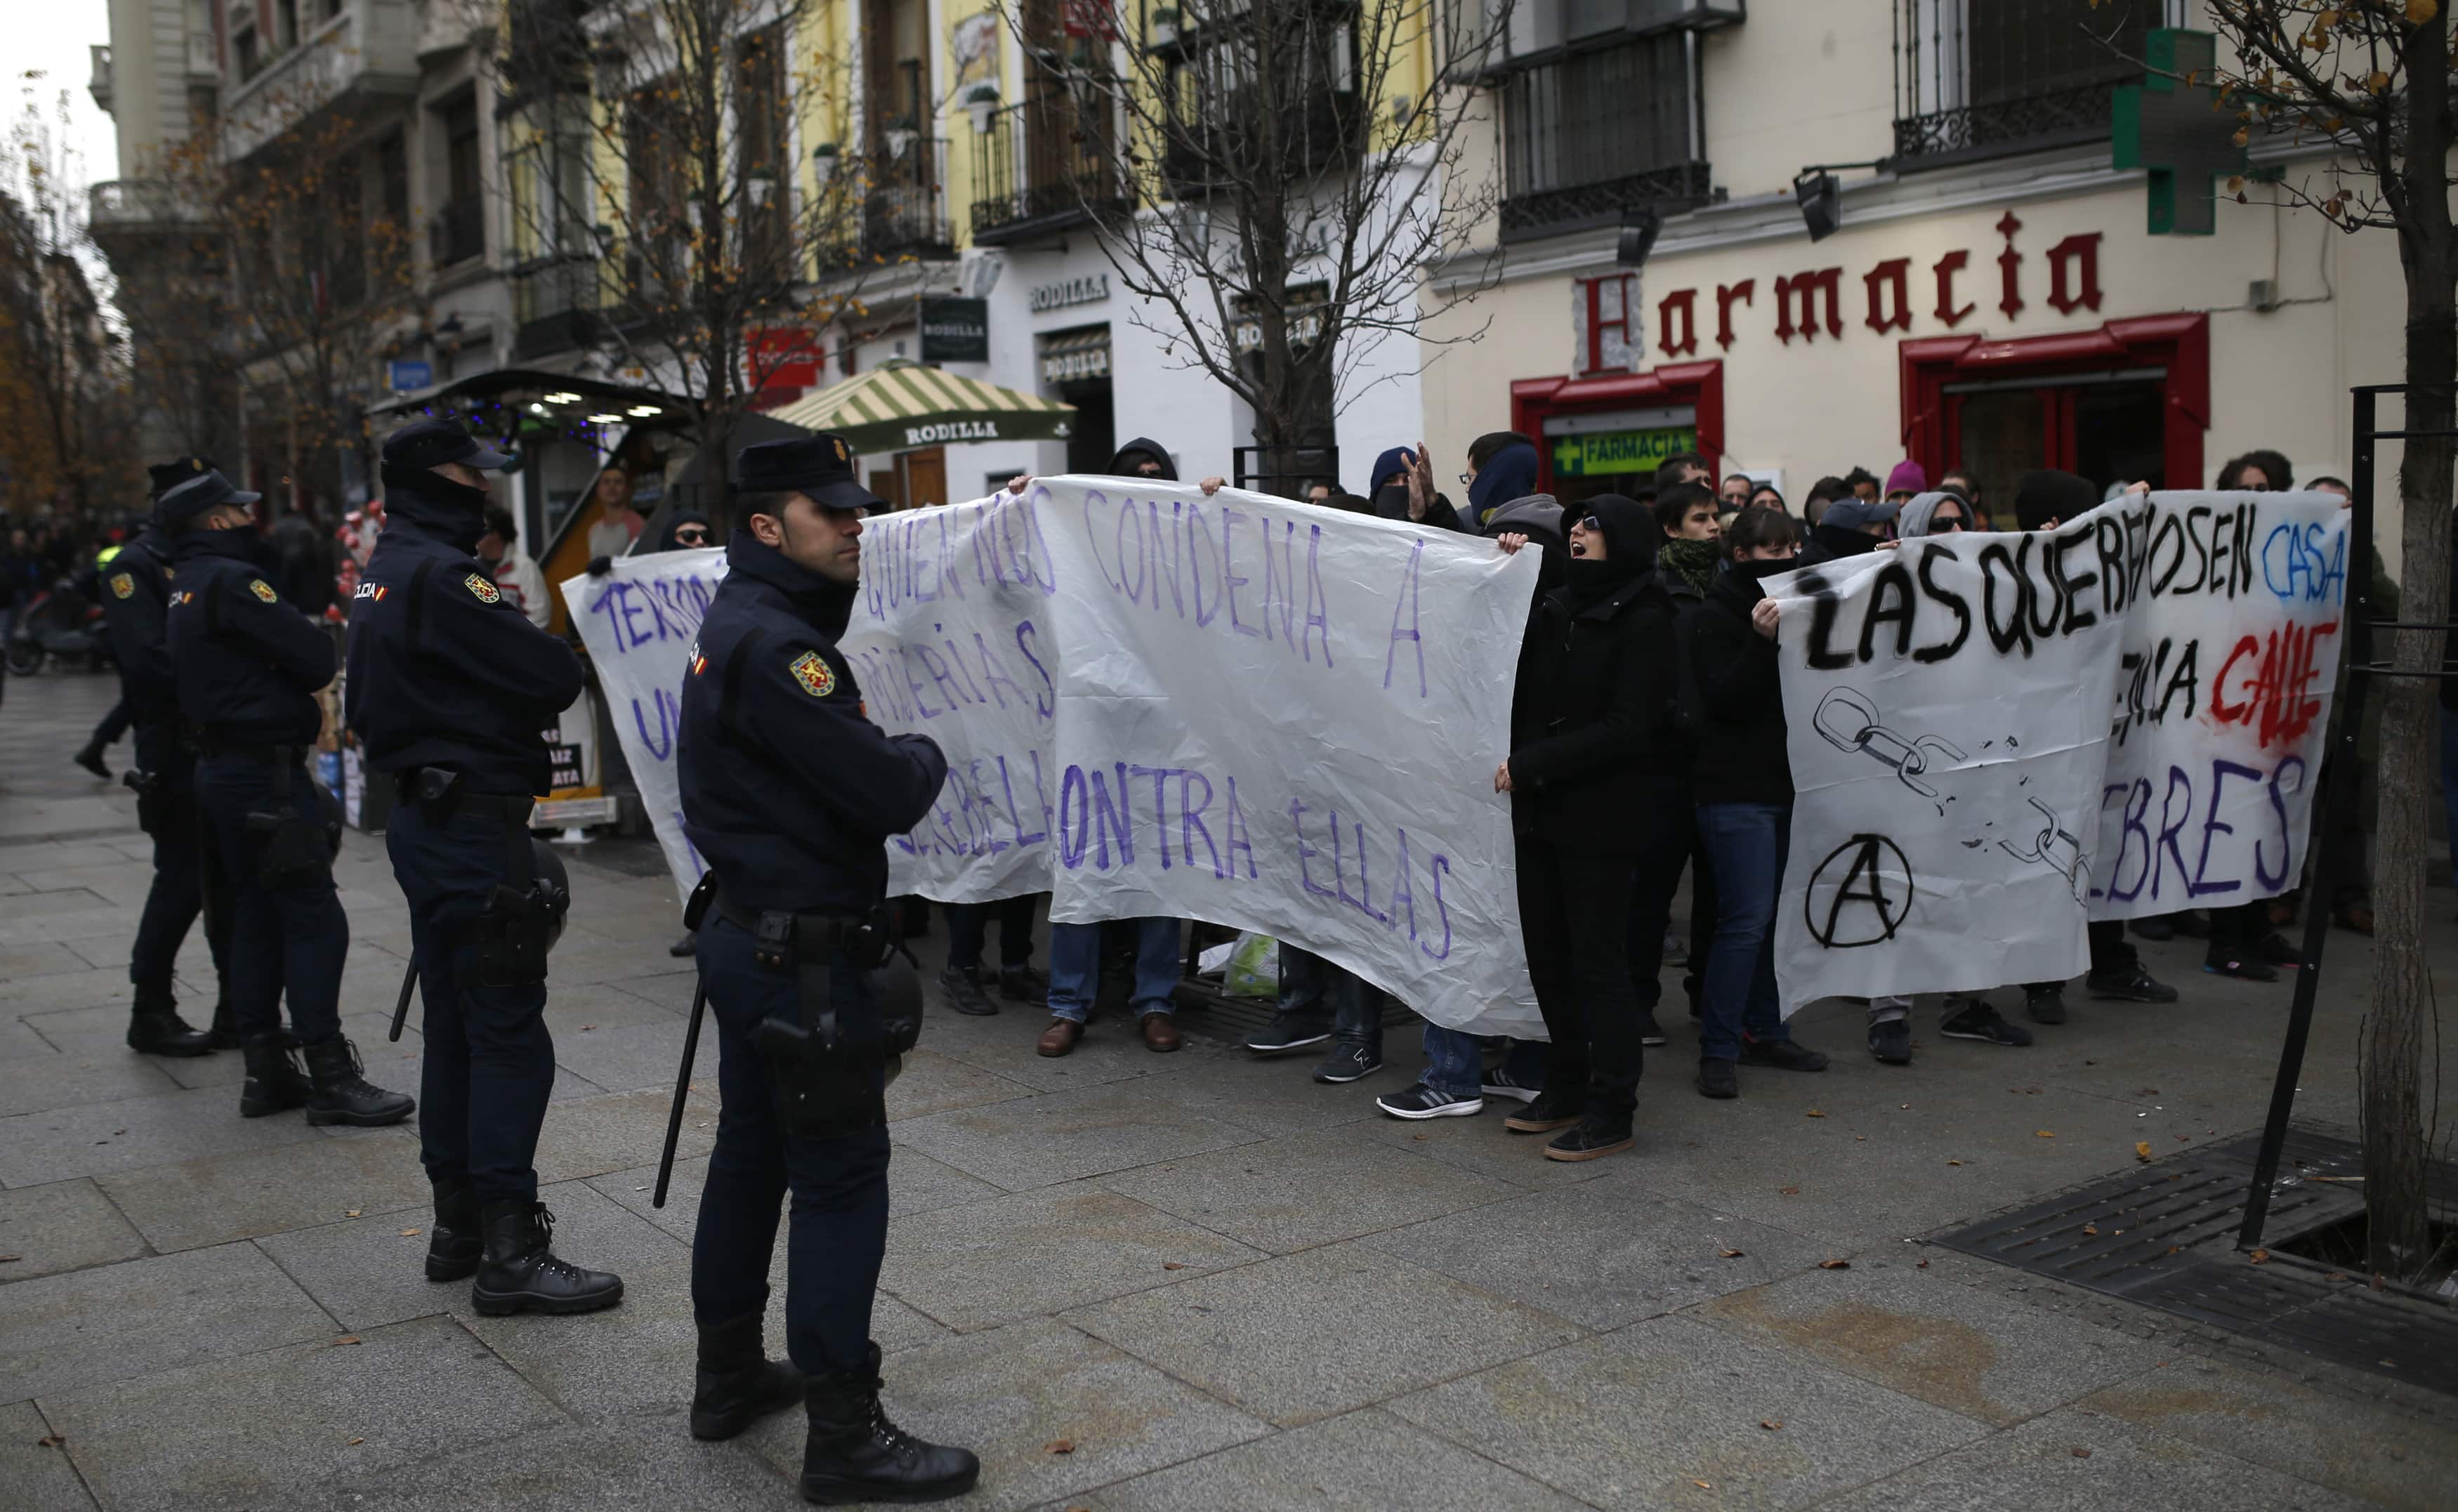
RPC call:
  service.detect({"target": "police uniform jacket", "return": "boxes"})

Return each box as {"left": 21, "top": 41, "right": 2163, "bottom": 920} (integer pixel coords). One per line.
{"left": 98, "top": 529, "right": 180, "bottom": 723}
{"left": 344, "top": 465, "right": 584, "bottom": 796}
{"left": 165, "top": 528, "right": 333, "bottom": 747}
{"left": 679, "top": 530, "right": 947, "bottom": 916}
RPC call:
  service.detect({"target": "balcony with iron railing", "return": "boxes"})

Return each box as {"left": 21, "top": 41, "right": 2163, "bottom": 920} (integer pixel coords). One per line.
{"left": 221, "top": 0, "right": 421, "bottom": 162}
{"left": 87, "top": 180, "right": 218, "bottom": 247}
{"left": 511, "top": 252, "right": 605, "bottom": 359}
{"left": 1496, "top": 34, "right": 1710, "bottom": 239}
{"left": 970, "top": 98, "right": 1131, "bottom": 246}
{"left": 1159, "top": 86, "right": 1364, "bottom": 199}
{"left": 820, "top": 141, "right": 955, "bottom": 268}
{"left": 1891, "top": 0, "right": 2153, "bottom": 170}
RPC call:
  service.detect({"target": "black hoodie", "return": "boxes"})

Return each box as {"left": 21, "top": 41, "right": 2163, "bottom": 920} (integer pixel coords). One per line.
{"left": 1691, "top": 558, "right": 1793, "bottom": 804}
{"left": 343, "top": 462, "right": 586, "bottom": 794}
{"left": 1105, "top": 437, "right": 1178, "bottom": 481}
{"left": 1506, "top": 494, "right": 1677, "bottom": 854}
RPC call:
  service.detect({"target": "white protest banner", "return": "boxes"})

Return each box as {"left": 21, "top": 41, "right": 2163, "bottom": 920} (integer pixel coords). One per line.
{"left": 563, "top": 546, "right": 728, "bottom": 890}
{"left": 842, "top": 479, "right": 1544, "bottom": 1034}
{"left": 1766, "top": 491, "right": 2346, "bottom": 1013}
{"left": 574, "top": 480, "right": 1544, "bottom": 1035}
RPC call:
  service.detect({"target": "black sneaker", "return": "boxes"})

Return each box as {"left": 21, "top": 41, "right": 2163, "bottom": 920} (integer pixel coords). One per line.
{"left": 1740, "top": 1037, "right": 1829, "bottom": 1072}
{"left": 2023, "top": 985, "right": 2068, "bottom": 1025}
{"left": 1940, "top": 1000, "right": 2033, "bottom": 1046}
{"left": 1869, "top": 1019, "right": 1912, "bottom": 1065}
{"left": 2131, "top": 915, "right": 2176, "bottom": 942}
{"left": 997, "top": 964, "right": 1049, "bottom": 1002}
{"left": 2254, "top": 931, "right": 2301, "bottom": 968}
{"left": 1376, "top": 1082, "right": 1482, "bottom": 1119}
{"left": 1545, "top": 1112, "right": 1634, "bottom": 1162}
{"left": 2087, "top": 962, "right": 2178, "bottom": 1003}
{"left": 1245, "top": 1011, "right": 1333, "bottom": 1056}
{"left": 1312, "top": 1042, "right": 1382, "bottom": 1084}
{"left": 1696, "top": 1056, "right": 1739, "bottom": 1098}
{"left": 1503, "top": 1086, "right": 1582, "bottom": 1133}
{"left": 1479, "top": 1064, "right": 1542, "bottom": 1103}
{"left": 2204, "top": 950, "right": 2280, "bottom": 982}
{"left": 1635, "top": 1010, "right": 1668, "bottom": 1046}
{"left": 937, "top": 965, "right": 998, "bottom": 1017}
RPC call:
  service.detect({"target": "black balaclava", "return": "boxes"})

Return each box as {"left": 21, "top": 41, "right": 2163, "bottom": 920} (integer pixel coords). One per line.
{"left": 1563, "top": 493, "right": 1658, "bottom": 610}
{"left": 1105, "top": 437, "right": 1178, "bottom": 481}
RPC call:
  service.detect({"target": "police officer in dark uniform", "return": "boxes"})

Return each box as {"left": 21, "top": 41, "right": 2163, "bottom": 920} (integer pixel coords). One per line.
{"left": 345, "top": 419, "right": 620, "bottom": 1317}
{"left": 104, "top": 458, "right": 235, "bottom": 1057}
{"left": 677, "top": 435, "right": 977, "bottom": 1504}
{"left": 162, "top": 468, "right": 414, "bottom": 1127}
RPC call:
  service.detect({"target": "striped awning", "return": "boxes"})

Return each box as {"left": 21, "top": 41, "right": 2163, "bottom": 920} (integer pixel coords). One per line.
{"left": 767, "top": 360, "right": 1075, "bottom": 454}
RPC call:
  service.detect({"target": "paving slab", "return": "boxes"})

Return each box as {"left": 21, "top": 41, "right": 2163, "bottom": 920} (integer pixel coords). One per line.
{"left": 1388, "top": 1312, "right": 1989, "bottom": 1509}
{"left": 0, "top": 1178, "right": 148, "bottom": 1283}
{"left": 0, "top": 1400, "right": 97, "bottom": 1511}
{"left": 225, "top": 1419, "right": 795, "bottom": 1512}
{"left": 251, "top": 1202, "right": 464, "bottom": 1333}
{"left": 1698, "top": 1249, "right": 2172, "bottom": 1427}
{"left": 0, "top": 1241, "right": 334, "bottom": 1400}
{"left": 0, "top": 1087, "right": 327, "bottom": 1189}
{"left": 530, "top": 1087, "right": 717, "bottom": 1185}
{"left": 892, "top": 1081, "right": 1261, "bottom": 1192}
{"left": 589, "top": 1145, "right": 1005, "bottom": 1250}
{"left": 881, "top": 1183, "right": 1266, "bottom": 1333}
{"left": 929, "top": 1014, "right": 1200, "bottom": 1093}
{"left": 94, "top": 1125, "right": 426, "bottom": 1253}
{"left": 1067, "top": 1241, "right": 1582, "bottom": 1428}
{"left": 737, "top": 1316, "right": 1270, "bottom": 1512}
{"left": 1100, "top": 1131, "right": 1518, "bottom": 1255}
{"left": 0, "top": 965, "right": 149, "bottom": 1013}
{"left": 1126, "top": 1051, "right": 1403, "bottom": 1136}
{"left": 41, "top": 1315, "right": 568, "bottom": 1512}
{"left": 2077, "top": 1356, "right": 2458, "bottom": 1512}
{"left": 1815, "top": 1402, "right": 2373, "bottom": 1512}
{"left": 0, "top": 1051, "right": 178, "bottom": 1119}
{"left": 1349, "top": 1100, "right": 1629, "bottom": 1189}
{"left": 886, "top": 1047, "right": 1039, "bottom": 1122}
{"left": 1361, "top": 1181, "right": 1833, "bottom": 1331}
{"left": 1078, "top": 1406, "right": 1598, "bottom": 1511}
{"left": 546, "top": 1015, "right": 696, "bottom": 1094}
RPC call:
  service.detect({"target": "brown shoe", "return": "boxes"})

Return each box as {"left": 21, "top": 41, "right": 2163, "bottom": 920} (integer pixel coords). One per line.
{"left": 1035, "top": 1018, "right": 1084, "bottom": 1058}
{"left": 1140, "top": 1013, "right": 1182, "bottom": 1053}
{"left": 2333, "top": 903, "right": 2375, "bottom": 936}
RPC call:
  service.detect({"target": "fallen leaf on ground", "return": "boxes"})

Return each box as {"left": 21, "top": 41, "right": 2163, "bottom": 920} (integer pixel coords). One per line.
{"left": 2139, "top": 1087, "right": 2160, "bottom": 1095}
{"left": 1044, "top": 1439, "right": 1076, "bottom": 1454}
{"left": 1818, "top": 1258, "right": 1851, "bottom": 1270}
{"left": 1855, "top": 1134, "right": 1867, "bottom": 1141}
{"left": 1805, "top": 1110, "right": 1826, "bottom": 1118}
{"left": 397, "top": 1228, "right": 422, "bottom": 1237}
{"left": 2249, "top": 1249, "right": 2270, "bottom": 1264}
{"left": 2326, "top": 1272, "right": 2348, "bottom": 1282}
{"left": 347, "top": 1436, "right": 364, "bottom": 1445}
{"left": 2035, "top": 1130, "right": 2055, "bottom": 1138}
{"left": 36, "top": 1435, "right": 62, "bottom": 1448}
{"left": 581, "top": 1025, "right": 595, "bottom": 1032}
{"left": 2082, "top": 1225, "right": 2100, "bottom": 1236}
{"left": 344, "top": 1209, "right": 362, "bottom": 1218}
{"left": 2071, "top": 1446, "right": 2091, "bottom": 1459}
{"left": 2135, "top": 1142, "right": 2153, "bottom": 1162}
{"left": 1410, "top": 1133, "right": 1428, "bottom": 1140}
{"left": 1162, "top": 1262, "right": 1185, "bottom": 1271}
{"left": 1693, "top": 1480, "right": 1713, "bottom": 1490}
{"left": 1778, "top": 1185, "right": 1800, "bottom": 1195}
{"left": 1947, "top": 1159, "right": 1964, "bottom": 1166}
{"left": 1760, "top": 1419, "right": 1783, "bottom": 1431}
{"left": 0, "top": 1255, "right": 20, "bottom": 1263}
{"left": 335, "top": 1335, "right": 360, "bottom": 1346}
{"left": 1917, "top": 1258, "right": 1931, "bottom": 1269}
{"left": 1718, "top": 1249, "right": 1745, "bottom": 1258}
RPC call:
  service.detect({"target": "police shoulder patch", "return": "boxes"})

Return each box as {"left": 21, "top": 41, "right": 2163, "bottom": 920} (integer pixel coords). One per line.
{"left": 108, "top": 572, "right": 134, "bottom": 599}
{"left": 249, "top": 579, "right": 278, "bottom": 603}
{"left": 789, "top": 650, "right": 837, "bottom": 698}
{"left": 464, "top": 572, "right": 502, "bottom": 604}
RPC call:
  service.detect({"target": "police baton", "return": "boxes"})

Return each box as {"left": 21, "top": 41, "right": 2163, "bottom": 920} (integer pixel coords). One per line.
{"left": 653, "top": 872, "right": 721, "bottom": 1209}
{"left": 387, "top": 953, "right": 419, "bottom": 1042}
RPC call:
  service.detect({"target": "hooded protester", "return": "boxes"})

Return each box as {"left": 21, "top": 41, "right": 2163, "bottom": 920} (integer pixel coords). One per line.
{"left": 1107, "top": 437, "right": 1178, "bottom": 480}
{"left": 649, "top": 510, "right": 714, "bottom": 553}
{"left": 1464, "top": 441, "right": 1539, "bottom": 531}
{"left": 1367, "top": 445, "right": 1466, "bottom": 530}
{"left": 1465, "top": 494, "right": 1675, "bottom": 1160}
{"left": 1691, "top": 506, "right": 1829, "bottom": 1099}
{"left": 1797, "top": 494, "right": 1898, "bottom": 567}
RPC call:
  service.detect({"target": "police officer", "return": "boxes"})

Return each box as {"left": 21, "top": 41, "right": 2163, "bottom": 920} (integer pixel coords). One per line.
{"left": 103, "top": 459, "right": 237, "bottom": 1057}
{"left": 677, "top": 435, "right": 976, "bottom": 1504}
{"left": 161, "top": 468, "right": 414, "bottom": 1127}
{"left": 345, "top": 419, "right": 620, "bottom": 1317}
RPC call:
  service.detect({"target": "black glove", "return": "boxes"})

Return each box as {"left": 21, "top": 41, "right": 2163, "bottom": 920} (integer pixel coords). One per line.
{"left": 586, "top": 556, "right": 613, "bottom": 578}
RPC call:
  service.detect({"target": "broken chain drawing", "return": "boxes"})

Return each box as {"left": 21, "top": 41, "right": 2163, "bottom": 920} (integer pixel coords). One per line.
{"left": 1998, "top": 796, "right": 2091, "bottom": 904}
{"left": 1812, "top": 688, "right": 1966, "bottom": 799}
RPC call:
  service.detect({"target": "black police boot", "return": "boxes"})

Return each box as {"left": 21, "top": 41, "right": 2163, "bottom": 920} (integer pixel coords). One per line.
{"left": 471, "top": 1201, "right": 624, "bottom": 1317}
{"left": 799, "top": 1345, "right": 978, "bottom": 1506}
{"left": 206, "top": 996, "right": 241, "bottom": 1051}
{"left": 690, "top": 1310, "right": 805, "bottom": 1441}
{"left": 72, "top": 737, "right": 111, "bottom": 780}
{"left": 426, "top": 1177, "right": 482, "bottom": 1282}
{"left": 126, "top": 985, "right": 213, "bottom": 1058}
{"left": 237, "top": 1034, "right": 310, "bottom": 1118}
{"left": 298, "top": 1034, "right": 416, "bottom": 1128}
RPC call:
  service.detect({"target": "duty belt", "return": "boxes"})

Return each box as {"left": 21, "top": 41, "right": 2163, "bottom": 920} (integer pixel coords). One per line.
{"left": 394, "top": 767, "right": 537, "bottom": 896}
{"left": 711, "top": 894, "right": 876, "bottom": 966}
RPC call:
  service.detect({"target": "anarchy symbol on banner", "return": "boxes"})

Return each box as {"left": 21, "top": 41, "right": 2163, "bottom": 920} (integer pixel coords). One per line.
{"left": 1810, "top": 688, "right": 1966, "bottom": 804}
{"left": 1803, "top": 834, "right": 1917, "bottom": 949}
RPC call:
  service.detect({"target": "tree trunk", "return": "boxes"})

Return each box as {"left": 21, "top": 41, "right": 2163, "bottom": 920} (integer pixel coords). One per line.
{"left": 2362, "top": 11, "right": 2456, "bottom": 1281}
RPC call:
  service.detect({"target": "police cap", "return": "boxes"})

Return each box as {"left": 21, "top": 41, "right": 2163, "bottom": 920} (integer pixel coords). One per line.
{"left": 730, "top": 434, "right": 881, "bottom": 514}
{"left": 147, "top": 456, "right": 220, "bottom": 499}
{"left": 157, "top": 468, "right": 261, "bottom": 525}
{"left": 383, "top": 418, "right": 515, "bottom": 473}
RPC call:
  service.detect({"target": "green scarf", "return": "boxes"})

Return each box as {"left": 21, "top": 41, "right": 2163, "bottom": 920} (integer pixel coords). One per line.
{"left": 1660, "top": 537, "right": 1722, "bottom": 598}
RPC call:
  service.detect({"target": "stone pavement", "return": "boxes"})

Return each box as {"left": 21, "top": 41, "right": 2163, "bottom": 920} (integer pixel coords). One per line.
{"left": 3, "top": 670, "right": 2454, "bottom": 1511}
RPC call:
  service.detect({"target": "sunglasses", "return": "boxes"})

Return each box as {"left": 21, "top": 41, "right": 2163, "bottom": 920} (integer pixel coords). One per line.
{"left": 672, "top": 527, "right": 711, "bottom": 545}
{"left": 1575, "top": 514, "right": 1601, "bottom": 532}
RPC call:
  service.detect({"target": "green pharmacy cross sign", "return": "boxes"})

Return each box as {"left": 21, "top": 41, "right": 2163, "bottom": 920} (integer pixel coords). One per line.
{"left": 2112, "top": 28, "right": 2250, "bottom": 236}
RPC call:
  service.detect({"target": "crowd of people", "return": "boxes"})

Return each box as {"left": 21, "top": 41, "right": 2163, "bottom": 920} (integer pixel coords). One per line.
{"left": 921, "top": 437, "right": 2377, "bottom": 1167}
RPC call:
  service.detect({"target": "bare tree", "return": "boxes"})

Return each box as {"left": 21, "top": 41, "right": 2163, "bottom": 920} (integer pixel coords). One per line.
{"left": 491, "top": 0, "right": 893, "bottom": 513}
{"left": 1024, "top": 0, "right": 1510, "bottom": 487}
{"left": 2094, "top": 0, "right": 2457, "bottom": 1278}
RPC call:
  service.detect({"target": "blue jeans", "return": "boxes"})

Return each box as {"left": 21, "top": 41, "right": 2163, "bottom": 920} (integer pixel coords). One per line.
{"left": 1696, "top": 801, "right": 1793, "bottom": 1061}
{"left": 1048, "top": 917, "right": 1179, "bottom": 1022}
{"left": 1280, "top": 946, "right": 1384, "bottom": 1057}
{"left": 691, "top": 915, "right": 889, "bottom": 1374}
{"left": 1420, "top": 1025, "right": 1546, "bottom": 1100}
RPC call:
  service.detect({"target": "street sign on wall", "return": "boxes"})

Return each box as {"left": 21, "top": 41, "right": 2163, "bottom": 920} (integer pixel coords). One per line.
{"left": 387, "top": 360, "right": 433, "bottom": 392}
{"left": 920, "top": 297, "right": 990, "bottom": 363}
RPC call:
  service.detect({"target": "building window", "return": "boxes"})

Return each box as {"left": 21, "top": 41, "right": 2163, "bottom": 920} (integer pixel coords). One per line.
{"left": 1497, "top": 32, "right": 1709, "bottom": 242}
{"left": 971, "top": 0, "right": 1128, "bottom": 244}
{"left": 1157, "top": 0, "right": 1363, "bottom": 199}
{"left": 1892, "top": 0, "right": 2161, "bottom": 169}
{"left": 235, "top": 24, "right": 261, "bottom": 81}
{"left": 735, "top": 23, "right": 790, "bottom": 272}
{"left": 432, "top": 96, "right": 485, "bottom": 267}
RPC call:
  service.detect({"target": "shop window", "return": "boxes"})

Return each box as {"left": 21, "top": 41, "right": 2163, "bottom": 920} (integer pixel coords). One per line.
{"left": 1891, "top": 0, "right": 2165, "bottom": 170}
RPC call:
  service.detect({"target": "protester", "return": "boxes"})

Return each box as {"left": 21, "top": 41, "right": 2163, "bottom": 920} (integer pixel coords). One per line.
{"left": 1843, "top": 467, "right": 1881, "bottom": 503}
{"left": 1938, "top": 468, "right": 1986, "bottom": 527}
{"left": 1463, "top": 435, "right": 1539, "bottom": 530}
{"left": 1641, "top": 485, "right": 1723, "bottom": 1028}
{"left": 1691, "top": 505, "right": 1829, "bottom": 1098}
{"left": 583, "top": 466, "right": 645, "bottom": 564}
{"left": 478, "top": 506, "right": 552, "bottom": 631}
{"left": 1798, "top": 494, "right": 1895, "bottom": 567}
{"left": 1376, "top": 445, "right": 1464, "bottom": 530}
{"left": 1801, "top": 475, "right": 1848, "bottom": 530}
{"left": 938, "top": 895, "right": 1044, "bottom": 1017}
{"left": 1718, "top": 473, "right": 1754, "bottom": 510}
{"left": 1655, "top": 482, "right": 1722, "bottom": 548}
{"left": 1747, "top": 482, "right": 1785, "bottom": 514}
{"left": 1882, "top": 461, "right": 1926, "bottom": 507}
